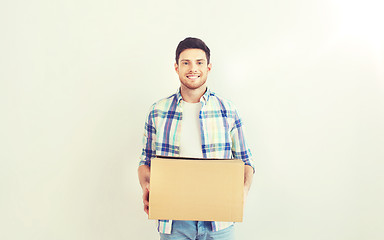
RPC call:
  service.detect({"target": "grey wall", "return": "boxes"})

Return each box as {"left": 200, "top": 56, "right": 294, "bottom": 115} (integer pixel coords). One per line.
{"left": 1, "top": 0, "right": 383, "bottom": 239}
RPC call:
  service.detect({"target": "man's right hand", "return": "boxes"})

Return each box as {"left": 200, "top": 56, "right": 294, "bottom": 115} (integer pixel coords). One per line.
{"left": 142, "top": 183, "right": 150, "bottom": 215}
{"left": 138, "top": 164, "right": 151, "bottom": 216}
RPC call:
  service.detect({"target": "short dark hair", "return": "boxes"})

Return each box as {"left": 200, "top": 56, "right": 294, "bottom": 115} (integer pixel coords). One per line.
{"left": 175, "top": 37, "right": 210, "bottom": 64}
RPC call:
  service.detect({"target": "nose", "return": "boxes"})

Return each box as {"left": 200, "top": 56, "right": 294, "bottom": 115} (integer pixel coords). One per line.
{"left": 190, "top": 63, "right": 198, "bottom": 72}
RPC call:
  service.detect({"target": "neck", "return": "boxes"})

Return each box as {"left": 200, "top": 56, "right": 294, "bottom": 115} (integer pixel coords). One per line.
{"left": 180, "top": 85, "right": 207, "bottom": 103}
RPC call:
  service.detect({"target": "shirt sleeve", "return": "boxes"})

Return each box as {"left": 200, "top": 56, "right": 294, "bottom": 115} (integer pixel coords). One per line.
{"left": 230, "top": 110, "right": 255, "bottom": 172}
{"left": 139, "top": 105, "right": 157, "bottom": 166}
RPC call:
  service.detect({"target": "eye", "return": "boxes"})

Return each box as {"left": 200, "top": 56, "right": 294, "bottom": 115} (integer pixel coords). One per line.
{"left": 183, "top": 62, "right": 188, "bottom": 65}
{"left": 198, "top": 62, "right": 203, "bottom": 65}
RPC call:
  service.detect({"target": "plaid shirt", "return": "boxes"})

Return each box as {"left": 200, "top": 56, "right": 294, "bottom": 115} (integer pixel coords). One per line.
{"left": 139, "top": 87, "right": 254, "bottom": 234}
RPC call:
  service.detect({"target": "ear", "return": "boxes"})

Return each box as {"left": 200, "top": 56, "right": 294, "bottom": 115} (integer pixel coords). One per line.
{"left": 174, "top": 62, "right": 179, "bottom": 74}
{"left": 207, "top": 63, "right": 212, "bottom": 72}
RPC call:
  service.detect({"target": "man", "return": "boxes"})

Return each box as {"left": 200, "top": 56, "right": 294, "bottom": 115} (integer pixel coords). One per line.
{"left": 138, "top": 37, "right": 255, "bottom": 239}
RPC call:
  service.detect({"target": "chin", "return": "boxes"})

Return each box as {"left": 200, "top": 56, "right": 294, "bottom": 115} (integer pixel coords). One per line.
{"left": 183, "top": 83, "right": 206, "bottom": 90}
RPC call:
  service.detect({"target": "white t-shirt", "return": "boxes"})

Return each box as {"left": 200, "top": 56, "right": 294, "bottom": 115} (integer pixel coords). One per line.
{"left": 179, "top": 101, "right": 203, "bottom": 158}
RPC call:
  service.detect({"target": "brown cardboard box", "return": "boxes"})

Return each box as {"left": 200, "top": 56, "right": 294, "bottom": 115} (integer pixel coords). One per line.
{"left": 148, "top": 156, "right": 244, "bottom": 222}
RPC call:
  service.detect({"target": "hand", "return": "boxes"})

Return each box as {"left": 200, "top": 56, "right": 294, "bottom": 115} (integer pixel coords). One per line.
{"left": 142, "top": 183, "right": 150, "bottom": 215}
{"left": 243, "top": 165, "right": 253, "bottom": 207}
{"left": 243, "top": 186, "right": 250, "bottom": 206}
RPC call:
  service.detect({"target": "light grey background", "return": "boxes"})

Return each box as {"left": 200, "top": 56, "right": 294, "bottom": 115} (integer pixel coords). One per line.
{"left": 1, "top": 0, "right": 383, "bottom": 239}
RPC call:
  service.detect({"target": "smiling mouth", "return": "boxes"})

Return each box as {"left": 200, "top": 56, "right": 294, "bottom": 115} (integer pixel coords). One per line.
{"left": 187, "top": 75, "right": 200, "bottom": 80}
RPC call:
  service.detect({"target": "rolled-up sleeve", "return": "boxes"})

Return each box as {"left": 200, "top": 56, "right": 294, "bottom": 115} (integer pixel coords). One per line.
{"left": 230, "top": 110, "right": 255, "bottom": 172}
{"left": 139, "top": 106, "right": 157, "bottom": 166}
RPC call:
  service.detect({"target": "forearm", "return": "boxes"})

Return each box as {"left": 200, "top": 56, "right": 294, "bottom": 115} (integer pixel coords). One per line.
{"left": 138, "top": 164, "right": 151, "bottom": 189}
{"left": 244, "top": 165, "right": 254, "bottom": 193}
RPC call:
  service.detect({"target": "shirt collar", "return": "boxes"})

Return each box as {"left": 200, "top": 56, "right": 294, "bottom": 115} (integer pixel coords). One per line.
{"left": 176, "top": 87, "right": 212, "bottom": 104}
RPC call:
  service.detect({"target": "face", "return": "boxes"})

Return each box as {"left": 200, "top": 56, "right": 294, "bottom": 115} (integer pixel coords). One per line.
{"left": 175, "top": 48, "right": 212, "bottom": 91}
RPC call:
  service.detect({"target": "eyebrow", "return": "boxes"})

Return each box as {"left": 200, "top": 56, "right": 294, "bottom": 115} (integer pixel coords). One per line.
{"left": 180, "top": 59, "right": 206, "bottom": 62}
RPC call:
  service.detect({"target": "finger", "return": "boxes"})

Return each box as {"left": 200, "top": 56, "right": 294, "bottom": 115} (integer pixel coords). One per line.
{"left": 143, "top": 188, "right": 150, "bottom": 200}
{"left": 143, "top": 187, "right": 149, "bottom": 197}
{"left": 144, "top": 205, "right": 149, "bottom": 215}
{"left": 143, "top": 194, "right": 149, "bottom": 204}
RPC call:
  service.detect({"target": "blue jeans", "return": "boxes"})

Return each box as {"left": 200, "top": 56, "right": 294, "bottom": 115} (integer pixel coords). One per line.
{"left": 159, "top": 221, "right": 235, "bottom": 240}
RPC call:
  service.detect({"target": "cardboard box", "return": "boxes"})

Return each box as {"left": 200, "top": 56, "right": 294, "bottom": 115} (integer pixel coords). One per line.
{"left": 148, "top": 156, "right": 244, "bottom": 222}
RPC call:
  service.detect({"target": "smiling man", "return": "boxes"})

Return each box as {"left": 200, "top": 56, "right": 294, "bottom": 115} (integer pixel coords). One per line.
{"left": 138, "top": 37, "right": 255, "bottom": 240}
{"left": 176, "top": 48, "right": 211, "bottom": 100}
